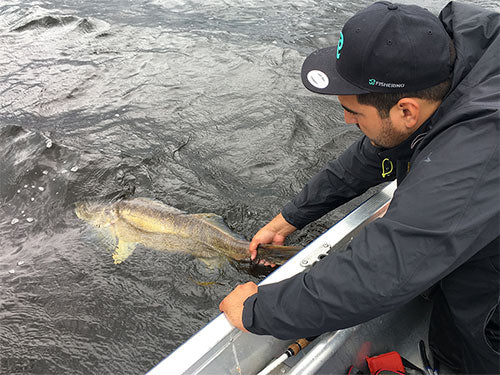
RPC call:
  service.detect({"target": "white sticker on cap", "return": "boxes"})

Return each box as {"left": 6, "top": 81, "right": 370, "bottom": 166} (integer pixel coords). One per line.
{"left": 307, "top": 70, "right": 329, "bottom": 89}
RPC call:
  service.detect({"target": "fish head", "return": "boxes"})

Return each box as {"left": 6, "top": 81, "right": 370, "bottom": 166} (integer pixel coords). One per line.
{"left": 75, "top": 200, "right": 118, "bottom": 228}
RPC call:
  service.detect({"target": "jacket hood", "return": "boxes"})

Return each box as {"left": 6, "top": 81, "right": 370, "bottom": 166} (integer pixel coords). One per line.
{"left": 416, "top": 1, "right": 500, "bottom": 147}
{"left": 440, "top": 1, "right": 500, "bottom": 91}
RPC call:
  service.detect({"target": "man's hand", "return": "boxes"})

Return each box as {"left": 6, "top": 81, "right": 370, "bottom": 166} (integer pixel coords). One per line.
{"left": 249, "top": 213, "right": 297, "bottom": 262}
{"left": 219, "top": 282, "right": 258, "bottom": 332}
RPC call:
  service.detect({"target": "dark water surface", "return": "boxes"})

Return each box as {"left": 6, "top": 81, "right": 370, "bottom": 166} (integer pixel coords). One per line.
{"left": 1, "top": 1, "right": 498, "bottom": 374}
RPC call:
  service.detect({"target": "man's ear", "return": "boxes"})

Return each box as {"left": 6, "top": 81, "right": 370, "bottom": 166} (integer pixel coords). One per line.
{"left": 395, "top": 98, "right": 420, "bottom": 129}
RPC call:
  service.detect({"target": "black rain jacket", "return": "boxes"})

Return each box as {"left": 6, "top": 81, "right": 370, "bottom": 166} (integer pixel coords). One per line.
{"left": 242, "top": 2, "right": 499, "bottom": 372}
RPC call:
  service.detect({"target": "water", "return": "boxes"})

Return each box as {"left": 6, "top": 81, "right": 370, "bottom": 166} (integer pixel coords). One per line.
{"left": 1, "top": 1, "right": 498, "bottom": 374}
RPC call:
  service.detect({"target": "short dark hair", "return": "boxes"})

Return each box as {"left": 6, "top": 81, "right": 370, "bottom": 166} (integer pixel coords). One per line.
{"left": 357, "top": 40, "right": 456, "bottom": 118}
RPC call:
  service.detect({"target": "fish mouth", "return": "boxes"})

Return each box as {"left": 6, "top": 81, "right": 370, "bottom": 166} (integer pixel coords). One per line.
{"left": 74, "top": 201, "right": 115, "bottom": 227}
{"left": 74, "top": 202, "right": 90, "bottom": 220}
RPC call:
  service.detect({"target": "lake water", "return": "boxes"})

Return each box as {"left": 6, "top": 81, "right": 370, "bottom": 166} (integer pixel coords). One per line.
{"left": 1, "top": 0, "right": 498, "bottom": 373}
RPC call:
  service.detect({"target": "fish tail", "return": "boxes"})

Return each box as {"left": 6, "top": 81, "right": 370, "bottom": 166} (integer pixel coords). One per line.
{"left": 255, "top": 244, "right": 302, "bottom": 265}
{"left": 257, "top": 244, "right": 302, "bottom": 251}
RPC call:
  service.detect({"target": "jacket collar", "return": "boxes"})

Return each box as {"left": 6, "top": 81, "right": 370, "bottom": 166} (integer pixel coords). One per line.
{"left": 376, "top": 119, "right": 431, "bottom": 163}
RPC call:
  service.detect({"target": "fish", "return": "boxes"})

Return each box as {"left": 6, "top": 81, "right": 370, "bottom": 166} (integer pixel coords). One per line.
{"left": 75, "top": 197, "right": 301, "bottom": 265}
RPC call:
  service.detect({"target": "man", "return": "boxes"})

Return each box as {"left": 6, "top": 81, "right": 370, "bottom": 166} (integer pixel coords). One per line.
{"left": 220, "top": 2, "right": 499, "bottom": 373}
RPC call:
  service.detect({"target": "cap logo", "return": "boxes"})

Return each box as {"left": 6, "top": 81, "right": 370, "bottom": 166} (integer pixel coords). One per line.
{"left": 336, "top": 31, "right": 344, "bottom": 59}
{"left": 368, "top": 78, "right": 405, "bottom": 89}
{"left": 307, "top": 70, "right": 329, "bottom": 89}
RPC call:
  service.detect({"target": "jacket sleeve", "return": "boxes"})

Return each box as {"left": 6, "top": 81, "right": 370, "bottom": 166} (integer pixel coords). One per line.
{"left": 243, "top": 116, "right": 499, "bottom": 339}
{"left": 282, "top": 135, "right": 388, "bottom": 229}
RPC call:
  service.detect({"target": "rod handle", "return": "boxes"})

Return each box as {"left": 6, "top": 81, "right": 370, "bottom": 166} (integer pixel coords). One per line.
{"left": 287, "top": 338, "right": 312, "bottom": 356}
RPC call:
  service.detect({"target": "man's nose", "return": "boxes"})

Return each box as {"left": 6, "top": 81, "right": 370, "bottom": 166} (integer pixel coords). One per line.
{"left": 344, "top": 110, "right": 357, "bottom": 124}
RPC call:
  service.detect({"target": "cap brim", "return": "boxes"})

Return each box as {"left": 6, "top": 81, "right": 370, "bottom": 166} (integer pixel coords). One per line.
{"left": 301, "top": 47, "right": 369, "bottom": 95}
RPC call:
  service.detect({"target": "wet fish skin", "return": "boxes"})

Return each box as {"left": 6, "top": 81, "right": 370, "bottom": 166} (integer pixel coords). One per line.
{"left": 75, "top": 197, "right": 301, "bottom": 264}
{"left": 254, "top": 243, "right": 302, "bottom": 265}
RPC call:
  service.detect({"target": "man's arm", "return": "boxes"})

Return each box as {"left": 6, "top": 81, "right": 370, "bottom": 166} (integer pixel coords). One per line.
{"left": 281, "top": 135, "right": 387, "bottom": 230}
{"left": 221, "top": 136, "right": 389, "bottom": 324}
{"left": 249, "top": 135, "right": 387, "bottom": 258}
{"left": 241, "top": 122, "right": 499, "bottom": 339}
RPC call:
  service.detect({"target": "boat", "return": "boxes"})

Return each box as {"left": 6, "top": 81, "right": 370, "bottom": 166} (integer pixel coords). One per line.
{"left": 146, "top": 181, "right": 437, "bottom": 374}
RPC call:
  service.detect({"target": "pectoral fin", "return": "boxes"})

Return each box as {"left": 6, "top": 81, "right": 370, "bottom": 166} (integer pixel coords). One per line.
{"left": 197, "top": 256, "right": 225, "bottom": 269}
{"left": 112, "top": 240, "right": 136, "bottom": 264}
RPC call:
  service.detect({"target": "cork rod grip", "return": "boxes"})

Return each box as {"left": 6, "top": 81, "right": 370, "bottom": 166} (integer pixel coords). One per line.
{"left": 287, "top": 338, "right": 312, "bottom": 356}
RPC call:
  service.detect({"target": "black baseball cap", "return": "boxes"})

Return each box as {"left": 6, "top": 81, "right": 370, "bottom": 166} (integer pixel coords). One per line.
{"left": 301, "top": 1, "right": 453, "bottom": 95}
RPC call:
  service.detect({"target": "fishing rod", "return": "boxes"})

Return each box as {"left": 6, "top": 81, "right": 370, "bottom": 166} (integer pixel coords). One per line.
{"left": 256, "top": 336, "right": 317, "bottom": 375}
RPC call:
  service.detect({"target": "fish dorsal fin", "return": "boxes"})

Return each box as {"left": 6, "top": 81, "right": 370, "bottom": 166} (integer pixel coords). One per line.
{"left": 192, "top": 213, "right": 227, "bottom": 228}
{"left": 192, "top": 213, "right": 245, "bottom": 240}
